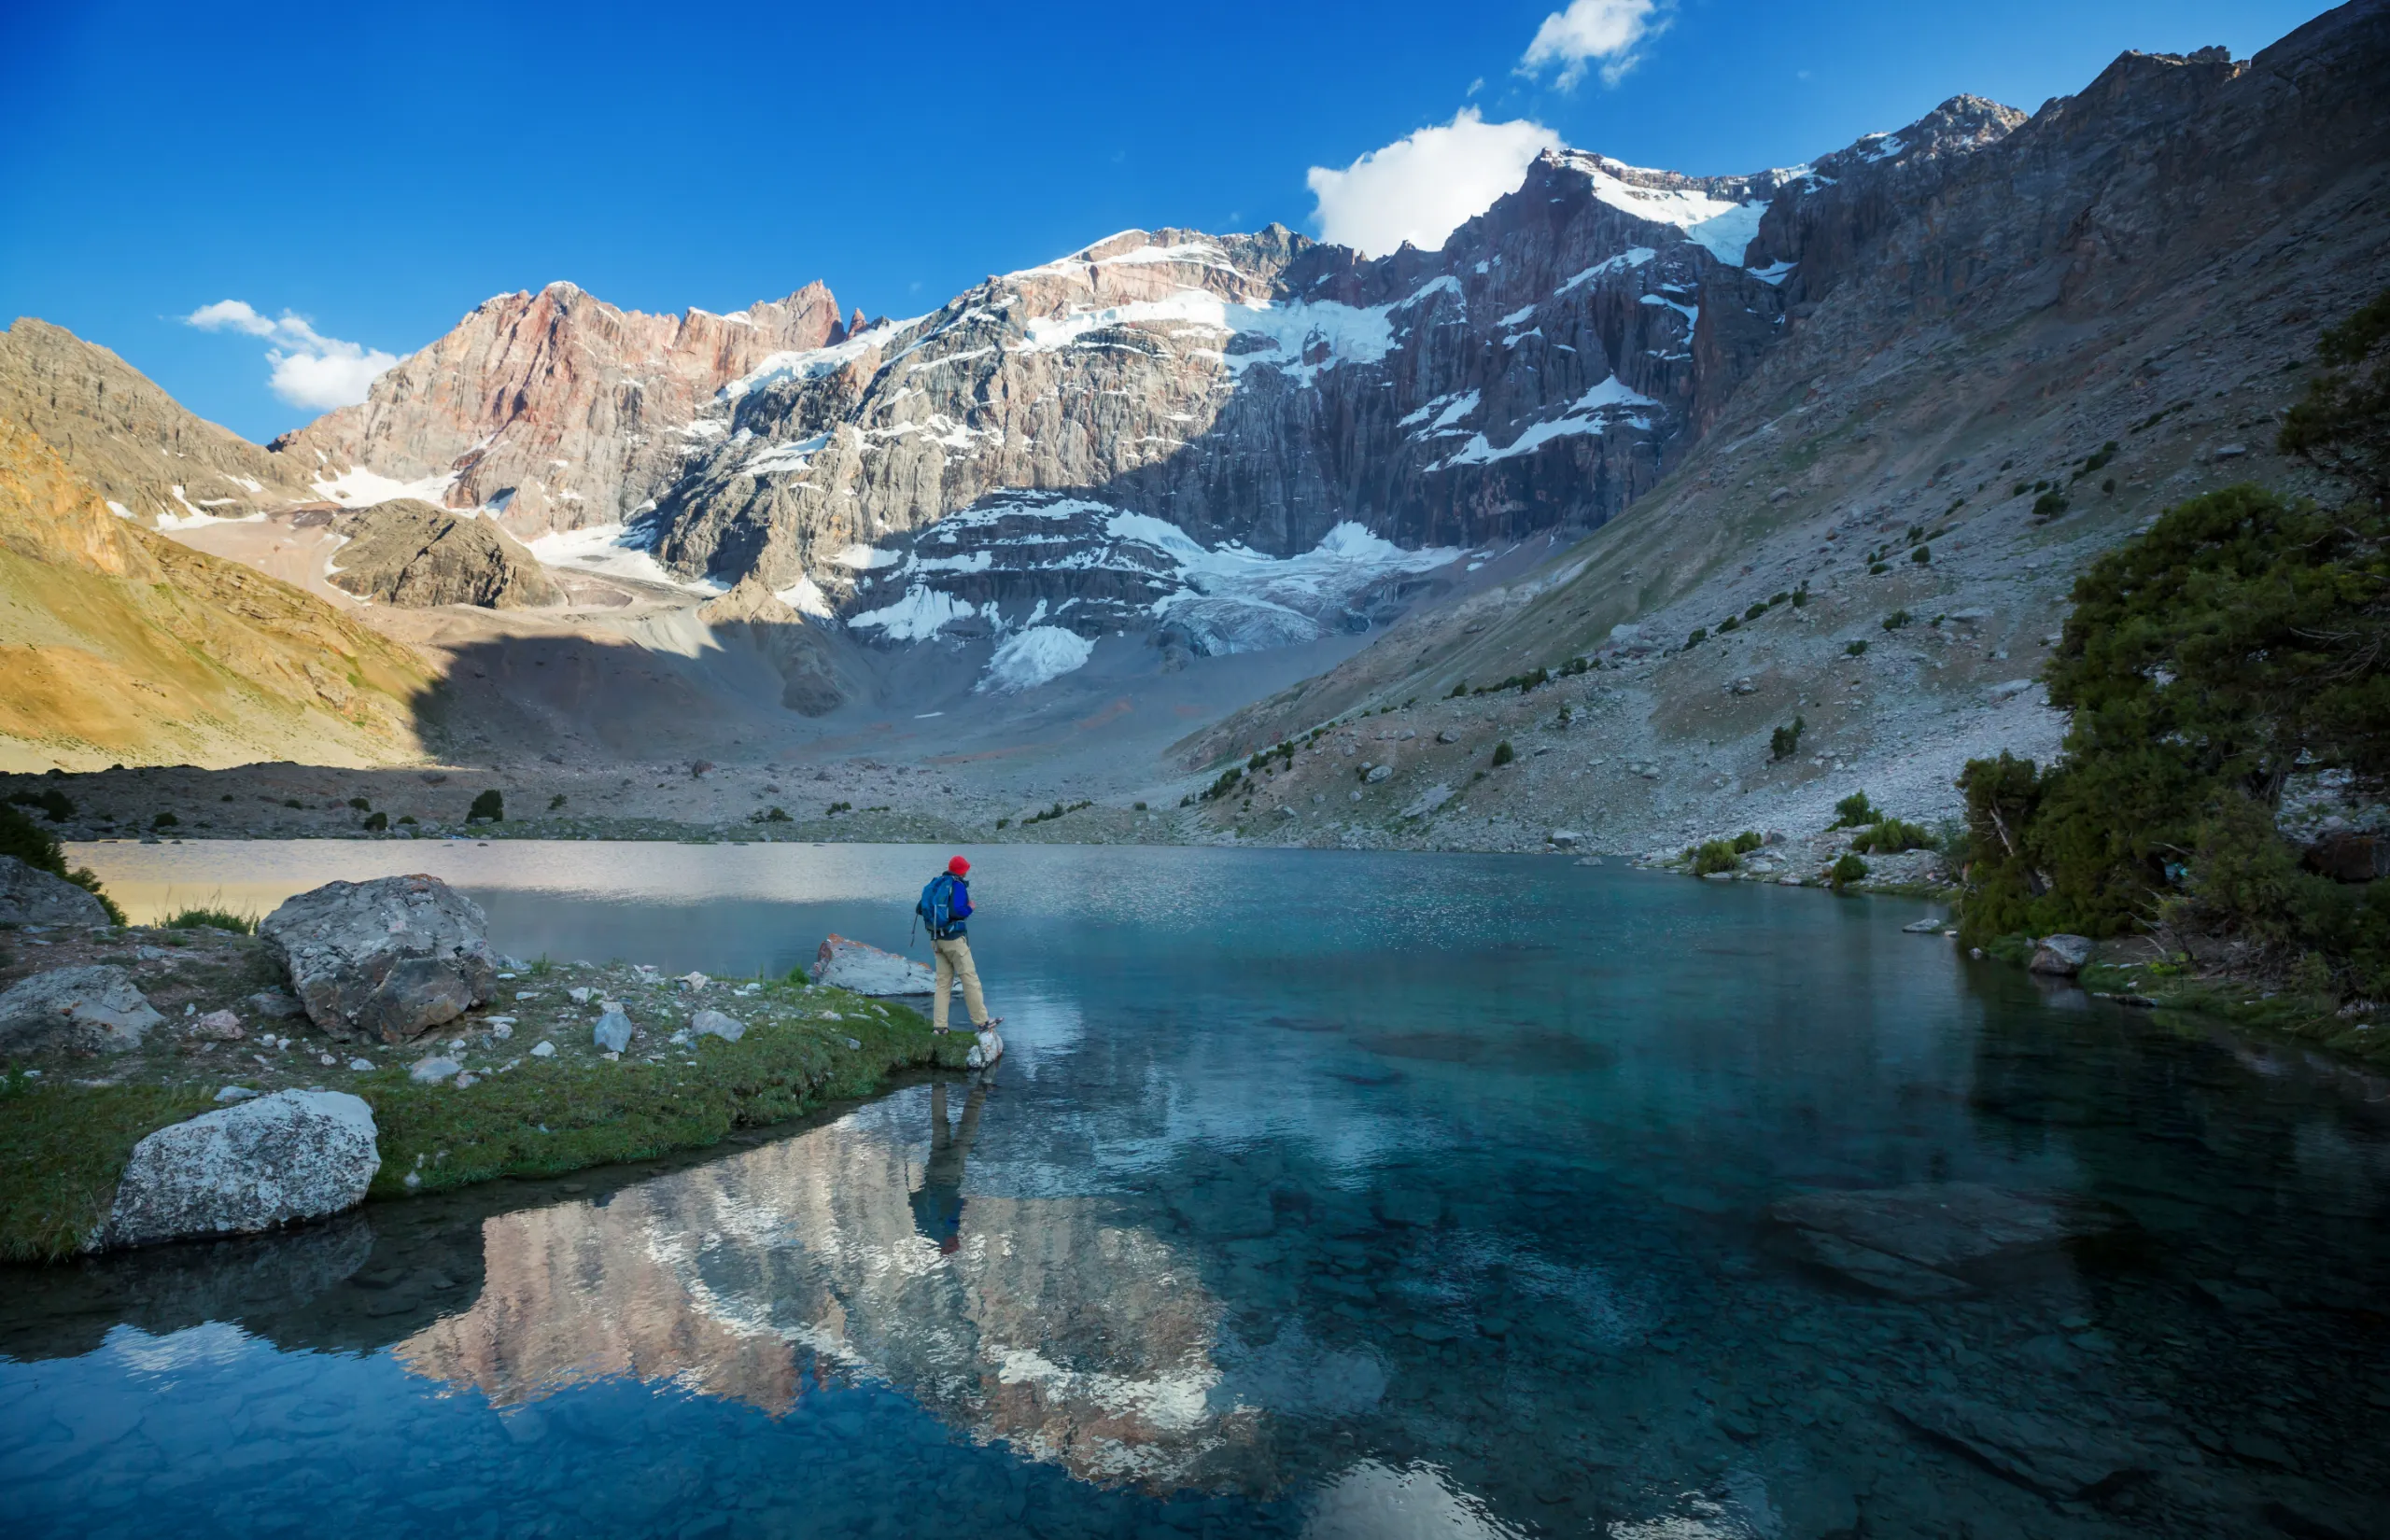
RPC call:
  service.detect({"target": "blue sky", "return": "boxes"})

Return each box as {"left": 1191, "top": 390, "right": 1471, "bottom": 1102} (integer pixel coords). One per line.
{"left": 0, "top": 0, "right": 2330, "bottom": 443}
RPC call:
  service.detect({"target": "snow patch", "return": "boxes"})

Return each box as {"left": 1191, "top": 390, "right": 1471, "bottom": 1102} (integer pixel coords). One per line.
{"left": 724, "top": 320, "right": 916, "bottom": 399}
{"left": 313, "top": 464, "right": 463, "bottom": 509}
{"left": 977, "top": 625, "right": 1096, "bottom": 693}
{"left": 1438, "top": 375, "right": 1659, "bottom": 467}
{"left": 525, "top": 524, "right": 728, "bottom": 595}
{"left": 1555, "top": 247, "right": 1656, "bottom": 295}
{"left": 847, "top": 584, "right": 977, "bottom": 641}
{"left": 1561, "top": 157, "right": 1767, "bottom": 263}
{"left": 773, "top": 572, "right": 835, "bottom": 619}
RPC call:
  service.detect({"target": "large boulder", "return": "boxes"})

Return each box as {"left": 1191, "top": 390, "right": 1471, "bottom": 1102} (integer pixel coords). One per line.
{"left": 0, "top": 855, "right": 111, "bottom": 927}
{"left": 260, "top": 874, "right": 498, "bottom": 1043}
{"left": 811, "top": 933, "right": 935, "bottom": 995}
{"left": 2028, "top": 934, "right": 2095, "bottom": 976}
{"left": 103, "top": 1089, "right": 381, "bottom": 1250}
{"left": 0, "top": 964, "right": 162, "bottom": 1053}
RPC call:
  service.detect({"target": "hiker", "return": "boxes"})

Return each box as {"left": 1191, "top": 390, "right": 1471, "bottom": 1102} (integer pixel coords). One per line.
{"left": 919, "top": 855, "right": 1001, "bottom": 1034}
{"left": 910, "top": 1078, "right": 988, "bottom": 1255}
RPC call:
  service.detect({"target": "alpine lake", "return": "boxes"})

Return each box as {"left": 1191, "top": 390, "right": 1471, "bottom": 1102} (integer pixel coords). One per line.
{"left": 3, "top": 840, "right": 2385, "bottom": 1539}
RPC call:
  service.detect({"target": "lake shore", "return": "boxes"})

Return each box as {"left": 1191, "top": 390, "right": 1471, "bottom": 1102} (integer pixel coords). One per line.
{"left": 0, "top": 921, "right": 977, "bottom": 1262}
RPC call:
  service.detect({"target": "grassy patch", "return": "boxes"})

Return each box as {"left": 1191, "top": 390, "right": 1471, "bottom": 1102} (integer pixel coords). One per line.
{"left": 358, "top": 990, "right": 969, "bottom": 1198}
{"left": 0, "top": 963, "right": 975, "bottom": 1261}
{"left": 0, "top": 1074, "right": 219, "bottom": 1262}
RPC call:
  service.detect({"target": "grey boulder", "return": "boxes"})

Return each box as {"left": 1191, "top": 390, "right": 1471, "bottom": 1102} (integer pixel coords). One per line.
{"left": 690, "top": 1008, "right": 744, "bottom": 1043}
{"left": 2029, "top": 933, "right": 2095, "bottom": 976}
{"left": 0, "top": 855, "right": 112, "bottom": 927}
{"left": 0, "top": 965, "right": 162, "bottom": 1054}
{"left": 104, "top": 1090, "right": 380, "bottom": 1250}
{"left": 259, "top": 874, "right": 498, "bottom": 1043}
{"left": 811, "top": 933, "right": 935, "bottom": 995}
{"left": 593, "top": 1006, "right": 633, "bottom": 1053}
{"left": 966, "top": 1027, "right": 1005, "bottom": 1071}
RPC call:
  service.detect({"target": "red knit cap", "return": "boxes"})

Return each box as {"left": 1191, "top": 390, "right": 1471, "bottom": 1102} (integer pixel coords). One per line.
{"left": 948, "top": 855, "right": 971, "bottom": 875}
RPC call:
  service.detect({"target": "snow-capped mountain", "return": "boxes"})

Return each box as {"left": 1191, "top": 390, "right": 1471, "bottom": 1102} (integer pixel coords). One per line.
{"left": 264, "top": 95, "right": 2030, "bottom": 695}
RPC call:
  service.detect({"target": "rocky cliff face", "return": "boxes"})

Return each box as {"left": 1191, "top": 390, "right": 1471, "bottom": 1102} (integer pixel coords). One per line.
{"left": 1182, "top": 2, "right": 2390, "bottom": 855}
{"left": 274, "top": 282, "right": 848, "bottom": 534}
{"left": 326, "top": 499, "right": 559, "bottom": 609}
{"left": 0, "top": 318, "right": 319, "bottom": 525}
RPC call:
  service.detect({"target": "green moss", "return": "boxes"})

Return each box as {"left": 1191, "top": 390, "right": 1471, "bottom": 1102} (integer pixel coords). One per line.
{"left": 0, "top": 987, "right": 974, "bottom": 1262}
{"left": 0, "top": 1075, "right": 218, "bottom": 1262}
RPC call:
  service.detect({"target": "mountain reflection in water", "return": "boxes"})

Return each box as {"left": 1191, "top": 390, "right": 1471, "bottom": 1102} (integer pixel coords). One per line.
{"left": 395, "top": 1081, "right": 1306, "bottom": 1491}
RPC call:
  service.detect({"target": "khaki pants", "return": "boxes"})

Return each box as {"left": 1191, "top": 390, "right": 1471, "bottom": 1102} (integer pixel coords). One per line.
{"left": 931, "top": 935, "right": 987, "bottom": 1030}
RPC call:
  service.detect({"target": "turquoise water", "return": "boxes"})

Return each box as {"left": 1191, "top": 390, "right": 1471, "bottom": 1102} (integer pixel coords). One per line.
{"left": 5, "top": 843, "right": 2388, "bottom": 1538}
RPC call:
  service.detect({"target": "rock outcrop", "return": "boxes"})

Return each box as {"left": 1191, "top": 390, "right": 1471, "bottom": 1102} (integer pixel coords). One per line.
{"left": 102, "top": 1089, "right": 380, "bottom": 1249}
{"left": 694, "top": 576, "right": 847, "bottom": 714}
{"left": 274, "top": 282, "right": 847, "bottom": 534}
{"left": 811, "top": 933, "right": 935, "bottom": 995}
{"left": 0, "top": 963, "right": 162, "bottom": 1053}
{"left": 0, "top": 854, "right": 111, "bottom": 926}
{"left": 326, "top": 498, "right": 560, "bottom": 609}
{"left": 259, "top": 874, "right": 498, "bottom": 1043}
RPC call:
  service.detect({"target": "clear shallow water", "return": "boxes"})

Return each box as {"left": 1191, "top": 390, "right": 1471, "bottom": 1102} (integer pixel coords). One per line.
{"left": 7, "top": 843, "right": 2389, "bottom": 1539}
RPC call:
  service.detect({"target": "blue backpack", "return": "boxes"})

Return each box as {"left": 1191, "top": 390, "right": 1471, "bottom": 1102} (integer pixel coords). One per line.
{"left": 917, "top": 874, "right": 958, "bottom": 938}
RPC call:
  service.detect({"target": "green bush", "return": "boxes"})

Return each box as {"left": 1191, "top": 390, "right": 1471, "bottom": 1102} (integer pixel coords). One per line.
{"left": 751, "top": 806, "right": 790, "bottom": 823}
{"left": 152, "top": 812, "right": 178, "bottom": 829}
{"left": 1732, "top": 830, "right": 1764, "bottom": 854}
{"left": 363, "top": 811, "right": 388, "bottom": 832}
{"left": 163, "top": 905, "right": 255, "bottom": 934}
{"left": 1692, "top": 840, "right": 1740, "bottom": 875}
{"left": 1881, "top": 609, "right": 1911, "bottom": 631}
{"left": 1770, "top": 716, "right": 1805, "bottom": 762}
{"left": 468, "top": 790, "right": 504, "bottom": 822}
{"left": 1828, "top": 853, "right": 1869, "bottom": 889}
{"left": 1491, "top": 741, "right": 1516, "bottom": 768}
{"left": 1911, "top": 545, "right": 1932, "bottom": 565}
{"left": 0, "top": 803, "right": 124, "bottom": 923}
{"left": 1197, "top": 768, "right": 1244, "bottom": 803}
{"left": 6, "top": 789, "right": 73, "bottom": 822}
{"left": 1686, "top": 627, "right": 1708, "bottom": 648}
{"left": 2032, "top": 490, "right": 2070, "bottom": 518}
{"left": 347, "top": 796, "right": 371, "bottom": 811}
{"left": 1846, "top": 639, "right": 1869, "bottom": 657}
{"left": 1832, "top": 791, "right": 1877, "bottom": 829}
{"left": 1850, "top": 818, "right": 1931, "bottom": 854}
{"left": 1744, "top": 601, "right": 1768, "bottom": 621}
{"left": 548, "top": 793, "right": 568, "bottom": 811}
{"left": 1718, "top": 615, "right": 1741, "bottom": 633}
{"left": 1953, "top": 444, "right": 2390, "bottom": 987}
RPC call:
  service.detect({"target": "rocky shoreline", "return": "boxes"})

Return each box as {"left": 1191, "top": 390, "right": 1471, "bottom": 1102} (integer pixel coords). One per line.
{"left": 0, "top": 868, "right": 987, "bottom": 1263}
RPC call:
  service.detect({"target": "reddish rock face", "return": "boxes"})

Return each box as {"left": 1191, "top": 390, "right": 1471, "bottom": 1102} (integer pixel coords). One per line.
{"left": 276, "top": 281, "right": 843, "bottom": 536}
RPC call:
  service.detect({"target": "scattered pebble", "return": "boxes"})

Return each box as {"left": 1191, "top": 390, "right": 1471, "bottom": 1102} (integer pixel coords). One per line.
{"left": 348, "top": 1057, "right": 375, "bottom": 1071}
{"left": 531, "top": 1041, "right": 556, "bottom": 1057}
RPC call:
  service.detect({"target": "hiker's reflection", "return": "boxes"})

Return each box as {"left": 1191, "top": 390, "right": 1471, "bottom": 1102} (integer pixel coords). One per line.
{"left": 910, "top": 1079, "right": 988, "bottom": 1254}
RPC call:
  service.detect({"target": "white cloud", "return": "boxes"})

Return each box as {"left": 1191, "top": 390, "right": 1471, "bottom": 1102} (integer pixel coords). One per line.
{"left": 1520, "top": 0, "right": 1668, "bottom": 90}
{"left": 184, "top": 300, "right": 400, "bottom": 412}
{"left": 1306, "top": 109, "right": 1562, "bottom": 258}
